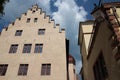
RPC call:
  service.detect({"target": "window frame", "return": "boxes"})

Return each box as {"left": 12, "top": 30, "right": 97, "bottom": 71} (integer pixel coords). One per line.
{"left": 18, "top": 64, "right": 28, "bottom": 76}
{"left": 22, "top": 44, "right": 32, "bottom": 53}
{"left": 32, "top": 10, "right": 36, "bottom": 13}
{"left": 9, "top": 44, "right": 18, "bottom": 53}
{"left": 26, "top": 18, "right": 31, "bottom": 23}
{"left": 15, "top": 30, "right": 23, "bottom": 36}
{"left": 38, "top": 29, "right": 45, "bottom": 35}
{"left": 0, "top": 64, "right": 8, "bottom": 76}
{"left": 34, "top": 44, "right": 43, "bottom": 53}
{"left": 34, "top": 18, "right": 38, "bottom": 22}
{"left": 41, "top": 64, "right": 51, "bottom": 76}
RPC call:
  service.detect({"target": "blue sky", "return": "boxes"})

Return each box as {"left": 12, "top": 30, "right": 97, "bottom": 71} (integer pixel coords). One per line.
{"left": 0, "top": 0, "right": 118, "bottom": 76}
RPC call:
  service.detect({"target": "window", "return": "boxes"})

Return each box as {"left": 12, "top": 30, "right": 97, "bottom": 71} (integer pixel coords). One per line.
{"left": 34, "top": 44, "right": 43, "bottom": 53}
{"left": 93, "top": 53, "right": 108, "bottom": 80}
{"left": 41, "top": 64, "right": 51, "bottom": 75}
{"left": 9, "top": 44, "right": 18, "bottom": 53}
{"left": 32, "top": 10, "right": 35, "bottom": 13}
{"left": 34, "top": 18, "right": 38, "bottom": 22}
{"left": 38, "top": 29, "right": 45, "bottom": 35}
{"left": 18, "top": 64, "right": 28, "bottom": 76}
{"left": 15, "top": 30, "right": 23, "bottom": 36}
{"left": 0, "top": 64, "right": 8, "bottom": 76}
{"left": 26, "top": 18, "right": 30, "bottom": 23}
{"left": 23, "top": 44, "right": 32, "bottom": 53}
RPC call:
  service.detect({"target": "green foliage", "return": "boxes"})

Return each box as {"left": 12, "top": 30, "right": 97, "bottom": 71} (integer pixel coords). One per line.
{"left": 0, "top": 0, "right": 9, "bottom": 15}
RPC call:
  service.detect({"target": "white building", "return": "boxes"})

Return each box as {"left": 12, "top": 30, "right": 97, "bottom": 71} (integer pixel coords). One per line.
{"left": 0, "top": 4, "right": 77, "bottom": 80}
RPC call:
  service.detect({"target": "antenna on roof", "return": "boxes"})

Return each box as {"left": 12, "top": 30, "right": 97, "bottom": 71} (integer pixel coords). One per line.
{"left": 93, "top": 0, "right": 103, "bottom": 9}
{"left": 98, "top": 0, "right": 102, "bottom": 7}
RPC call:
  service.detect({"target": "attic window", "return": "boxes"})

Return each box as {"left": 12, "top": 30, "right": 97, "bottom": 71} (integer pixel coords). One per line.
{"left": 34, "top": 18, "right": 38, "bottom": 22}
{"left": 27, "top": 18, "right": 30, "bottom": 23}
{"left": 32, "top": 10, "right": 35, "bottom": 13}
{"left": 38, "top": 29, "right": 45, "bottom": 35}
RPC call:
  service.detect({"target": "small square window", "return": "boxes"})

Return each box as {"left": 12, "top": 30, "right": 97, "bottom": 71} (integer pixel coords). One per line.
{"left": 32, "top": 10, "right": 35, "bottom": 13}
{"left": 27, "top": 18, "right": 31, "bottom": 23}
{"left": 9, "top": 44, "right": 18, "bottom": 53}
{"left": 0, "top": 64, "right": 8, "bottom": 76}
{"left": 34, "top": 44, "right": 43, "bottom": 53}
{"left": 38, "top": 29, "right": 45, "bottom": 35}
{"left": 15, "top": 30, "right": 23, "bottom": 36}
{"left": 41, "top": 64, "right": 51, "bottom": 75}
{"left": 34, "top": 18, "right": 38, "bottom": 22}
{"left": 18, "top": 64, "right": 28, "bottom": 76}
{"left": 23, "top": 44, "right": 32, "bottom": 53}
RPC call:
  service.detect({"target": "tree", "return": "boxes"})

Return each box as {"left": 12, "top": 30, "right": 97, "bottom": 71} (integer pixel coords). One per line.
{"left": 0, "top": 0, "right": 9, "bottom": 16}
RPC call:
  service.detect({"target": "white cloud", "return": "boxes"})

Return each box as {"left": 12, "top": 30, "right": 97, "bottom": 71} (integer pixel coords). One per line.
{"left": 37, "top": 0, "right": 51, "bottom": 14}
{"left": 52, "top": 0, "right": 87, "bottom": 32}
{"left": 52, "top": 0, "right": 87, "bottom": 74}
{"left": 83, "top": 0, "right": 88, "bottom": 2}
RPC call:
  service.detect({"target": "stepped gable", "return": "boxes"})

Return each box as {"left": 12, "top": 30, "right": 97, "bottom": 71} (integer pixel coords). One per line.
{"left": 1, "top": 4, "right": 65, "bottom": 34}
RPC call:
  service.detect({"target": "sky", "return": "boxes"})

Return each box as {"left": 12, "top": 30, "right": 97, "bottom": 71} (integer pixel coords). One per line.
{"left": 0, "top": 0, "right": 118, "bottom": 77}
